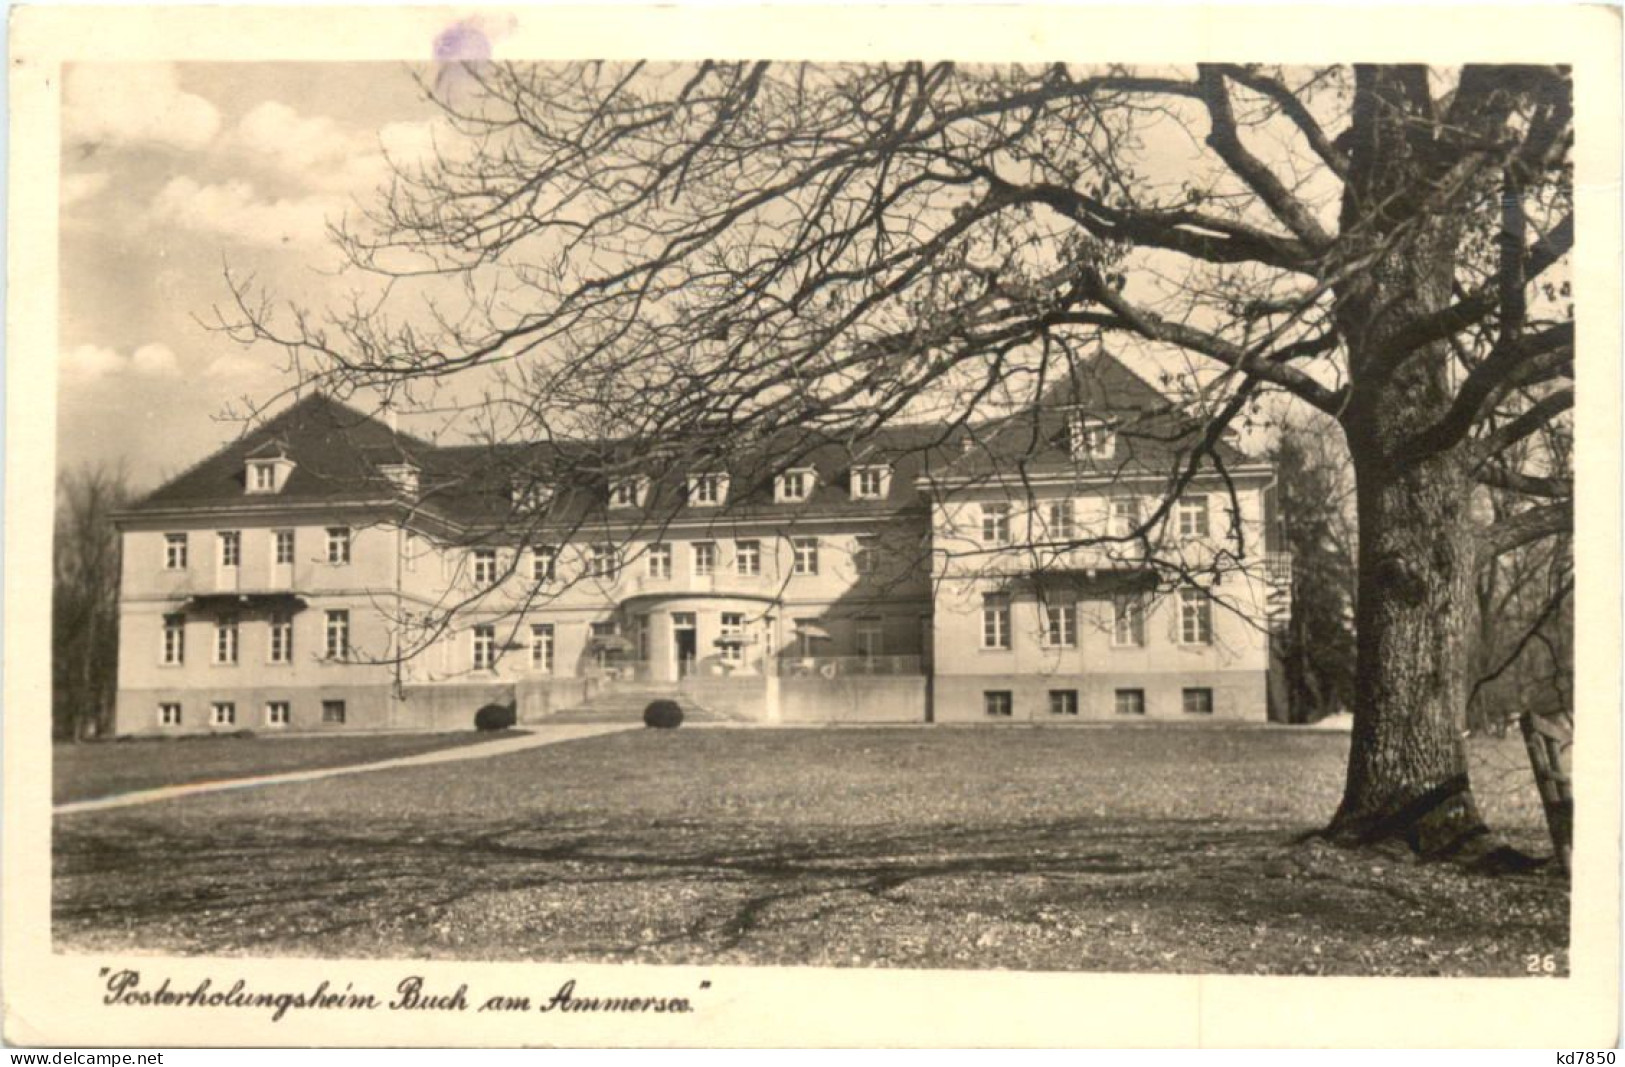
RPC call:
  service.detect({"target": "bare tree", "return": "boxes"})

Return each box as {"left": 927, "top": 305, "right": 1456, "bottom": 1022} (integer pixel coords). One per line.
{"left": 54, "top": 464, "right": 132, "bottom": 740}
{"left": 218, "top": 62, "right": 1573, "bottom": 863}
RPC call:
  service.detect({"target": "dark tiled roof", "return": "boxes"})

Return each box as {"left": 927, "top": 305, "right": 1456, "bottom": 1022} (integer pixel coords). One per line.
{"left": 123, "top": 354, "right": 1263, "bottom": 529}
{"left": 936, "top": 354, "right": 1258, "bottom": 482}
{"left": 132, "top": 393, "right": 429, "bottom": 512}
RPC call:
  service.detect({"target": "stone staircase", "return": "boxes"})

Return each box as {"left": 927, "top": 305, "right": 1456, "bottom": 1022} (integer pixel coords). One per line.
{"left": 541, "top": 686, "right": 735, "bottom": 725}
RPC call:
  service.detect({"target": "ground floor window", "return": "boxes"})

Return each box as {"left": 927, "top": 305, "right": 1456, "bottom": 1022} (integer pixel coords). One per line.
{"left": 473, "top": 625, "right": 497, "bottom": 671}
{"left": 1048, "top": 689, "right": 1079, "bottom": 716}
{"left": 1182, "top": 688, "right": 1214, "bottom": 715}
{"left": 211, "top": 701, "right": 236, "bottom": 726}
{"left": 530, "top": 623, "right": 555, "bottom": 673}
{"left": 158, "top": 702, "right": 182, "bottom": 726}
{"left": 1114, "top": 689, "right": 1146, "bottom": 716}
{"left": 322, "top": 700, "right": 347, "bottom": 724}
{"left": 1179, "top": 589, "right": 1213, "bottom": 645}
{"left": 719, "top": 612, "right": 745, "bottom": 663}
{"left": 265, "top": 700, "right": 290, "bottom": 726}
{"left": 855, "top": 616, "right": 884, "bottom": 660}
{"left": 1043, "top": 601, "right": 1076, "bottom": 647}
{"left": 983, "top": 691, "right": 1013, "bottom": 717}
{"left": 981, "top": 594, "right": 1011, "bottom": 650}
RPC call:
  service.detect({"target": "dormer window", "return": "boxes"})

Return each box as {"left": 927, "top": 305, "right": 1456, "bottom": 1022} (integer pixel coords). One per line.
{"left": 1067, "top": 412, "right": 1115, "bottom": 460}
{"left": 380, "top": 463, "right": 419, "bottom": 496}
{"left": 244, "top": 443, "right": 295, "bottom": 494}
{"left": 688, "top": 473, "right": 728, "bottom": 507}
{"left": 851, "top": 466, "right": 890, "bottom": 501}
{"left": 609, "top": 477, "right": 648, "bottom": 509}
{"left": 511, "top": 483, "right": 554, "bottom": 512}
{"left": 777, "top": 468, "right": 816, "bottom": 504}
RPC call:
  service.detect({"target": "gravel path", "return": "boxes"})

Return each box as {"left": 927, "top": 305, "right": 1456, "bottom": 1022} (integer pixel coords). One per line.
{"left": 53, "top": 725, "right": 636, "bottom": 815}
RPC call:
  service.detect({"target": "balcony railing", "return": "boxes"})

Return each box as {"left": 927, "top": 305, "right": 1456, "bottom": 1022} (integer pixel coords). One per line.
{"left": 771, "top": 655, "right": 924, "bottom": 678}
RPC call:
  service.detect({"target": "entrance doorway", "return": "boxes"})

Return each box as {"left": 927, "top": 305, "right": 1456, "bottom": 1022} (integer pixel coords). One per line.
{"left": 672, "top": 612, "right": 698, "bottom": 678}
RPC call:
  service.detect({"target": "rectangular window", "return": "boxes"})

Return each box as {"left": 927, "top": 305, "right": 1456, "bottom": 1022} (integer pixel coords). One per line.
{"left": 214, "top": 615, "right": 239, "bottom": 665}
{"left": 853, "top": 467, "right": 886, "bottom": 500}
{"left": 793, "top": 617, "right": 817, "bottom": 658}
{"left": 1046, "top": 499, "right": 1076, "bottom": 541}
{"left": 157, "top": 702, "right": 182, "bottom": 727}
{"left": 689, "top": 474, "right": 725, "bottom": 506}
{"left": 250, "top": 462, "right": 276, "bottom": 492}
{"left": 779, "top": 470, "right": 810, "bottom": 502}
{"left": 610, "top": 479, "right": 641, "bottom": 508}
{"left": 1178, "top": 495, "right": 1210, "bottom": 538}
{"left": 473, "top": 548, "right": 498, "bottom": 587}
{"left": 719, "top": 612, "right": 745, "bottom": 663}
{"left": 324, "top": 610, "right": 350, "bottom": 660}
{"left": 1180, "top": 589, "right": 1213, "bottom": 645}
{"left": 273, "top": 529, "right": 295, "bottom": 565}
{"left": 218, "top": 530, "right": 241, "bottom": 568}
{"left": 1115, "top": 688, "right": 1146, "bottom": 716}
{"left": 981, "top": 503, "right": 1011, "bottom": 545}
{"left": 161, "top": 613, "right": 185, "bottom": 665}
{"left": 530, "top": 623, "right": 555, "bottom": 673}
{"left": 1113, "top": 594, "right": 1147, "bottom": 648}
{"left": 326, "top": 527, "right": 351, "bottom": 565}
{"left": 981, "top": 594, "right": 1012, "bottom": 650}
{"left": 852, "top": 535, "right": 880, "bottom": 576}
{"left": 735, "top": 540, "right": 760, "bottom": 576}
{"left": 1069, "top": 415, "right": 1115, "bottom": 459}
{"left": 1043, "top": 601, "right": 1076, "bottom": 648}
{"left": 265, "top": 700, "right": 290, "bottom": 727}
{"left": 1110, "top": 497, "right": 1140, "bottom": 538}
{"left": 269, "top": 612, "right": 293, "bottom": 664}
{"left": 164, "top": 533, "right": 188, "bottom": 570}
{"left": 473, "top": 625, "right": 496, "bottom": 671}
{"left": 648, "top": 542, "right": 672, "bottom": 579}
{"left": 855, "top": 616, "right": 884, "bottom": 660}
{"left": 587, "top": 543, "right": 618, "bottom": 579}
{"left": 1183, "top": 688, "right": 1215, "bottom": 715}
{"left": 1049, "top": 690, "right": 1079, "bottom": 716}
{"left": 211, "top": 701, "right": 236, "bottom": 727}
{"left": 532, "top": 545, "right": 556, "bottom": 583}
{"left": 792, "top": 537, "right": 819, "bottom": 576}
{"left": 983, "top": 691, "right": 1013, "bottom": 718}
{"left": 693, "top": 541, "right": 717, "bottom": 577}
{"left": 322, "top": 700, "right": 347, "bottom": 725}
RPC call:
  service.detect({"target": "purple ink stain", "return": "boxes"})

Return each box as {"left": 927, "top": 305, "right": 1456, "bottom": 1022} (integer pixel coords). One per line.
{"left": 434, "top": 21, "right": 492, "bottom": 64}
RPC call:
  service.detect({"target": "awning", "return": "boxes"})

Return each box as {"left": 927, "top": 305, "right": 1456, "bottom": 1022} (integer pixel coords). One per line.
{"left": 713, "top": 633, "right": 758, "bottom": 647}
{"left": 794, "top": 623, "right": 832, "bottom": 640}
{"left": 183, "top": 591, "right": 308, "bottom": 613}
{"left": 588, "top": 634, "right": 635, "bottom": 654}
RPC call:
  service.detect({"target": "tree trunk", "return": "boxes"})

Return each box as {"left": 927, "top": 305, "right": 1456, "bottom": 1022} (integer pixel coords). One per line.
{"left": 1327, "top": 444, "right": 1491, "bottom": 858}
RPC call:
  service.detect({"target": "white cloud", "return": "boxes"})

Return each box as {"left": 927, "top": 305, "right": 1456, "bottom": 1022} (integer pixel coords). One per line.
{"left": 131, "top": 343, "right": 180, "bottom": 377}
{"left": 62, "top": 171, "right": 110, "bottom": 208}
{"left": 64, "top": 64, "right": 221, "bottom": 151}
{"left": 226, "top": 99, "right": 453, "bottom": 199}
{"left": 150, "top": 176, "right": 340, "bottom": 248}
{"left": 62, "top": 342, "right": 181, "bottom": 383}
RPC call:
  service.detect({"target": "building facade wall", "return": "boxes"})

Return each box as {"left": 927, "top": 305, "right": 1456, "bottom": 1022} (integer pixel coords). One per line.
{"left": 111, "top": 419, "right": 1281, "bottom": 734}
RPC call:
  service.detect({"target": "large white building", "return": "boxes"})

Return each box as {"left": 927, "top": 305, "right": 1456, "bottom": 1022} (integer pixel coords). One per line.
{"left": 112, "top": 354, "right": 1288, "bottom": 732}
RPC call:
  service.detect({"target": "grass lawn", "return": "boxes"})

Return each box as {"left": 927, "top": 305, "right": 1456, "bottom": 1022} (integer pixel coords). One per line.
{"left": 53, "top": 732, "right": 517, "bottom": 804}
{"left": 53, "top": 725, "right": 1568, "bottom": 975}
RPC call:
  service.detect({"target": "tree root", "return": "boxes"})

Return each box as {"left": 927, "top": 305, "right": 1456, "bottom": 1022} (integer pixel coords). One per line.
{"left": 1312, "top": 776, "right": 1552, "bottom": 874}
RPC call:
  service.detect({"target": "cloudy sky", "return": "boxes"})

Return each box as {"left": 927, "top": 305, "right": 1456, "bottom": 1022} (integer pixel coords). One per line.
{"left": 59, "top": 62, "right": 452, "bottom": 488}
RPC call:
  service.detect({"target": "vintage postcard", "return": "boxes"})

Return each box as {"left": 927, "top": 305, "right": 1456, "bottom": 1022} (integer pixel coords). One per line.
{"left": 5, "top": 3, "right": 1621, "bottom": 1049}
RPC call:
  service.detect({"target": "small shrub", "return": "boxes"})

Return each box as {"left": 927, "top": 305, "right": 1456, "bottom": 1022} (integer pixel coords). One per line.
{"left": 475, "top": 703, "right": 517, "bottom": 731}
{"left": 643, "top": 700, "right": 684, "bottom": 729}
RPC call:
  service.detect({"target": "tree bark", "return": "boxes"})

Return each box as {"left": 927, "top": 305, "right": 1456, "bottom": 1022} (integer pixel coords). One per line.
{"left": 1322, "top": 66, "right": 1503, "bottom": 862}
{"left": 1328, "top": 445, "right": 1490, "bottom": 857}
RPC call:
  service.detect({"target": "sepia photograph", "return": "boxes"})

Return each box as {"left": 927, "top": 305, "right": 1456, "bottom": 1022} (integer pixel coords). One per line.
{"left": 7, "top": 4, "right": 1621, "bottom": 1049}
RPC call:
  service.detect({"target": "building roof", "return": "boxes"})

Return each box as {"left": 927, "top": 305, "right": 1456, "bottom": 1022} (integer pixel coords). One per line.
{"left": 119, "top": 354, "right": 1266, "bottom": 531}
